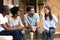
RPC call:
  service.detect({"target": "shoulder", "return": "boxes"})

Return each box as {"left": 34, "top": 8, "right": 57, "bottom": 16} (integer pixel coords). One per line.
{"left": 0, "top": 14, "right": 4, "bottom": 21}
{"left": 42, "top": 14, "right": 45, "bottom": 20}
{"left": 0, "top": 13, "right": 2, "bottom": 16}
{"left": 34, "top": 13, "right": 39, "bottom": 17}
{"left": 52, "top": 13, "right": 58, "bottom": 20}
{"left": 17, "top": 16, "right": 21, "bottom": 20}
{"left": 34, "top": 13, "right": 39, "bottom": 16}
{"left": 0, "top": 13, "right": 3, "bottom": 18}
{"left": 52, "top": 13, "right": 56, "bottom": 17}
{"left": 17, "top": 16, "right": 20, "bottom": 18}
{"left": 24, "top": 14, "right": 28, "bottom": 17}
{"left": 8, "top": 16, "right": 13, "bottom": 22}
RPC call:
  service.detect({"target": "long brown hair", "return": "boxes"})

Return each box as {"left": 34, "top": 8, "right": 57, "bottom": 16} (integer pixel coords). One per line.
{"left": 44, "top": 6, "right": 53, "bottom": 21}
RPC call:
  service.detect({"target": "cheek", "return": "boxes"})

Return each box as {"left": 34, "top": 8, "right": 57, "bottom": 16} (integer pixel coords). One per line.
{"left": 48, "top": 10, "right": 49, "bottom": 12}
{"left": 47, "top": 10, "right": 49, "bottom": 13}
{"left": 6, "top": 11, "right": 9, "bottom": 14}
{"left": 44, "top": 10, "right": 47, "bottom": 13}
{"left": 17, "top": 13, "right": 20, "bottom": 16}
{"left": 17, "top": 11, "right": 21, "bottom": 16}
{"left": 31, "top": 11, "right": 34, "bottom": 13}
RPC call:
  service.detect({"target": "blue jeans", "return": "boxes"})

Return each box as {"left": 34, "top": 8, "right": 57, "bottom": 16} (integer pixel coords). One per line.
{"left": 43, "top": 27, "right": 55, "bottom": 40}
{"left": 0, "top": 30, "right": 22, "bottom": 40}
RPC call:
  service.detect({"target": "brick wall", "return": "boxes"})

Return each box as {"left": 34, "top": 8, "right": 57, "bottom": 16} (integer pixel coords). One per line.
{"left": 39, "top": 0, "right": 60, "bottom": 32}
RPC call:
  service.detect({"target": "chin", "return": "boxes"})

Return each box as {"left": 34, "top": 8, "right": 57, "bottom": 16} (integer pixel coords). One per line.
{"left": 7, "top": 13, "right": 9, "bottom": 15}
{"left": 32, "top": 13, "right": 34, "bottom": 15}
{"left": 18, "top": 15, "right": 20, "bottom": 16}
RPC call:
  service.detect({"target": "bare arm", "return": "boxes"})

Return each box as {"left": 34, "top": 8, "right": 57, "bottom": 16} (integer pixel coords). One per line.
{"left": 36, "top": 22, "right": 40, "bottom": 28}
{"left": 6, "top": 22, "right": 11, "bottom": 28}
{"left": 1, "top": 23, "right": 17, "bottom": 31}
{"left": 24, "top": 22, "right": 32, "bottom": 29}
{"left": 1, "top": 23, "right": 23, "bottom": 31}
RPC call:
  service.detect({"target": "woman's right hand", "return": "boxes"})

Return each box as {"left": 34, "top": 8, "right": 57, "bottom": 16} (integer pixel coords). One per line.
{"left": 46, "top": 30, "right": 49, "bottom": 33}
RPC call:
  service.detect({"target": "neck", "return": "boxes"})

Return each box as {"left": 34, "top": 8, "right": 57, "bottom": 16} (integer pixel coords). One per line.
{"left": 12, "top": 15, "right": 17, "bottom": 19}
{"left": 2, "top": 13, "right": 6, "bottom": 17}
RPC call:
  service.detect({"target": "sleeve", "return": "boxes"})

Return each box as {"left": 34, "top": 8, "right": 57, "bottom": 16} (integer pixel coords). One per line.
{"left": 5, "top": 17, "right": 9, "bottom": 23}
{"left": 0, "top": 16, "right": 5, "bottom": 24}
{"left": 0, "top": 18, "right": 4, "bottom": 24}
{"left": 52, "top": 14, "right": 58, "bottom": 23}
{"left": 24, "top": 15, "right": 28, "bottom": 22}
{"left": 8, "top": 18, "right": 13, "bottom": 27}
{"left": 19, "top": 17, "right": 24, "bottom": 27}
{"left": 36, "top": 14, "right": 40, "bottom": 22}
{"left": 42, "top": 16, "right": 49, "bottom": 30}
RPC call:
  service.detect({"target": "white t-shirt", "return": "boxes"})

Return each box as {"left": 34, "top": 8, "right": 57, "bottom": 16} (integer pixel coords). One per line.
{"left": 8, "top": 16, "right": 24, "bottom": 27}
{"left": 0, "top": 14, "right": 8, "bottom": 31}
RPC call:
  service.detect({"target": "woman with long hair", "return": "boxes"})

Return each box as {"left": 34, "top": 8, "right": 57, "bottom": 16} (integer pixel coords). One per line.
{"left": 42, "top": 5, "right": 60, "bottom": 40}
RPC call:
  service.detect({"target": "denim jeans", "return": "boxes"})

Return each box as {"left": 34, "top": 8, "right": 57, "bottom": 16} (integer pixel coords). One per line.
{"left": 0, "top": 30, "right": 22, "bottom": 40}
{"left": 42, "top": 27, "right": 55, "bottom": 40}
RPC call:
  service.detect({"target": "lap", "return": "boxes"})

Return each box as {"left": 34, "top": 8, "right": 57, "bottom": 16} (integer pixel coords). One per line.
{"left": 0, "top": 30, "right": 19, "bottom": 35}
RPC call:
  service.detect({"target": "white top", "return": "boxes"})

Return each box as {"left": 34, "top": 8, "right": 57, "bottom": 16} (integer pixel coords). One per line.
{"left": 8, "top": 16, "right": 24, "bottom": 27}
{"left": 42, "top": 13, "right": 59, "bottom": 30}
{"left": 0, "top": 14, "right": 8, "bottom": 31}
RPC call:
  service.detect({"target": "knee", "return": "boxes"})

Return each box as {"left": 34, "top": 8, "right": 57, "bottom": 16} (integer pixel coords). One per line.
{"left": 49, "top": 30, "right": 55, "bottom": 36}
{"left": 50, "top": 29, "right": 55, "bottom": 34}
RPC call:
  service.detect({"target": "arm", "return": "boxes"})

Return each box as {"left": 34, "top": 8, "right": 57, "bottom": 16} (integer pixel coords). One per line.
{"left": 36, "top": 14, "right": 40, "bottom": 28}
{"left": 24, "top": 21, "right": 32, "bottom": 29}
{"left": 19, "top": 18, "right": 24, "bottom": 30}
{"left": 42, "top": 16, "right": 49, "bottom": 31}
{"left": 52, "top": 14, "right": 58, "bottom": 23}
{"left": 24, "top": 15, "right": 30, "bottom": 28}
{"left": 1, "top": 23, "right": 18, "bottom": 31}
{"left": 6, "top": 22, "right": 12, "bottom": 28}
{"left": 8, "top": 18, "right": 23, "bottom": 31}
{"left": 1, "top": 22, "right": 23, "bottom": 31}
{"left": 19, "top": 17, "right": 24, "bottom": 27}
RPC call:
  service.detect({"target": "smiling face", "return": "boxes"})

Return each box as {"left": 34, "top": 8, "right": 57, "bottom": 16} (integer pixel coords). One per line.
{"left": 44, "top": 6, "right": 53, "bottom": 20}
{"left": 44, "top": 7, "right": 49, "bottom": 15}
{"left": 4, "top": 5, "right": 10, "bottom": 15}
{"left": 29, "top": 8, "right": 35, "bottom": 15}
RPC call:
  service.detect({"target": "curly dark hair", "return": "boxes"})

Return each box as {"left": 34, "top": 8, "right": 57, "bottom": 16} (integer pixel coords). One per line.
{"left": 10, "top": 6, "right": 19, "bottom": 16}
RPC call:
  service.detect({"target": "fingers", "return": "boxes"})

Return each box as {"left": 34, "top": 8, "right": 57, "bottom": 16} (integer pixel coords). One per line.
{"left": 31, "top": 27, "right": 36, "bottom": 32}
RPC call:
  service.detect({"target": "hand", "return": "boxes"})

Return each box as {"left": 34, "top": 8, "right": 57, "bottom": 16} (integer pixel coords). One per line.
{"left": 22, "top": 31, "right": 25, "bottom": 34}
{"left": 59, "top": 13, "right": 60, "bottom": 16}
{"left": 46, "top": 30, "right": 49, "bottom": 33}
{"left": 17, "top": 27, "right": 24, "bottom": 31}
{"left": 31, "top": 27, "right": 36, "bottom": 32}
{"left": 36, "top": 26, "right": 40, "bottom": 29}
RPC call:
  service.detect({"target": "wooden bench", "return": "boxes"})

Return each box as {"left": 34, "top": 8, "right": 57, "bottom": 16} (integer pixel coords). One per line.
{"left": 0, "top": 36, "right": 13, "bottom": 40}
{"left": 0, "top": 32, "right": 60, "bottom": 40}
{"left": 54, "top": 32, "right": 60, "bottom": 40}
{"left": 30, "top": 32, "right": 60, "bottom": 40}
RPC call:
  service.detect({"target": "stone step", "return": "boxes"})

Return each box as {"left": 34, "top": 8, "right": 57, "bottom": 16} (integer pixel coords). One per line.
{"left": 0, "top": 36, "right": 13, "bottom": 40}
